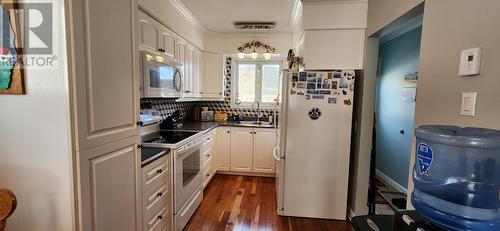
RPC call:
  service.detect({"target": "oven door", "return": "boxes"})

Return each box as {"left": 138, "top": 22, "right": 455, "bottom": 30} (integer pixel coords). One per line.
{"left": 174, "top": 141, "right": 202, "bottom": 213}
{"left": 141, "top": 52, "right": 182, "bottom": 98}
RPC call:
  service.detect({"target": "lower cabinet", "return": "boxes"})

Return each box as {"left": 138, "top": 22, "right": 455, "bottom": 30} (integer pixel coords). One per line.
{"left": 230, "top": 127, "right": 254, "bottom": 172}
{"left": 78, "top": 137, "right": 141, "bottom": 231}
{"left": 214, "top": 127, "right": 231, "bottom": 171}
{"left": 213, "top": 127, "right": 277, "bottom": 174}
{"left": 253, "top": 128, "right": 277, "bottom": 173}
{"left": 201, "top": 130, "right": 216, "bottom": 188}
{"left": 141, "top": 153, "right": 172, "bottom": 231}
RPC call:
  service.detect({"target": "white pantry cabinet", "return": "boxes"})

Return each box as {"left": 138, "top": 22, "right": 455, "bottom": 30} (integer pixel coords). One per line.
{"left": 214, "top": 127, "right": 231, "bottom": 171}
{"left": 230, "top": 127, "right": 254, "bottom": 172}
{"left": 201, "top": 51, "right": 224, "bottom": 100}
{"left": 253, "top": 128, "right": 277, "bottom": 173}
{"left": 67, "top": 0, "right": 141, "bottom": 230}
{"left": 138, "top": 10, "right": 176, "bottom": 59}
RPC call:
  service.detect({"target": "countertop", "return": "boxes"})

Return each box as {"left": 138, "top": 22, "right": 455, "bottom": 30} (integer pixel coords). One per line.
{"left": 171, "top": 121, "right": 276, "bottom": 133}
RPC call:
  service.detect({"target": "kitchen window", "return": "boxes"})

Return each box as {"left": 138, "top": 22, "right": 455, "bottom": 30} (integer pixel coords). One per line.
{"left": 232, "top": 61, "right": 282, "bottom": 108}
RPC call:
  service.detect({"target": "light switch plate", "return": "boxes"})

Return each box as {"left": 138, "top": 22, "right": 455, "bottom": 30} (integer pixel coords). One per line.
{"left": 461, "top": 92, "right": 477, "bottom": 117}
{"left": 459, "top": 48, "right": 482, "bottom": 76}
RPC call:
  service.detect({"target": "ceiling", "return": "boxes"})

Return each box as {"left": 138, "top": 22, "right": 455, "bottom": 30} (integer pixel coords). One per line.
{"left": 180, "top": 0, "right": 296, "bottom": 33}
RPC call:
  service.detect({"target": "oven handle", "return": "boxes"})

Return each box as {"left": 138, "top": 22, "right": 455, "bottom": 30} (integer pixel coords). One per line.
{"left": 174, "top": 69, "right": 182, "bottom": 92}
{"left": 176, "top": 140, "right": 202, "bottom": 158}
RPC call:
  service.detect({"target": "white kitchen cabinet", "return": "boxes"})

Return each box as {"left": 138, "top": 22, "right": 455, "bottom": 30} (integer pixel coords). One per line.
{"left": 201, "top": 51, "right": 224, "bottom": 99}
{"left": 303, "top": 29, "right": 365, "bottom": 70}
{"left": 214, "top": 127, "right": 231, "bottom": 171}
{"left": 141, "top": 154, "right": 172, "bottom": 231}
{"left": 70, "top": 0, "right": 139, "bottom": 150}
{"left": 230, "top": 127, "right": 254, "bottom": 172}
{"left": 68, "top": 0, "right": 141, "bottom": 229}
{"left": 253, "top": 128, "right": 277, "bottom": 173}
{"left": 138, "top": 10, "right": 176, "bottom": 59}
{"left": 78, "top": 137, "right": 141, "bottom": 231}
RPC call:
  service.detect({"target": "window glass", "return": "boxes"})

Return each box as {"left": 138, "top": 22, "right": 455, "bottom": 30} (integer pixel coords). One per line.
{"left": 237, "top": 64, "right": 256, "bottom": 103}
{"left": 261, "top": 64, "right": 280, "bottom": 103}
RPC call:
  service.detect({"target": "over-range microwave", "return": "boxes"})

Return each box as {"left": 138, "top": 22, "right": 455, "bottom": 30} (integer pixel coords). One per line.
{"left": 141, "top": 51, "right": 182, "bottom": 98}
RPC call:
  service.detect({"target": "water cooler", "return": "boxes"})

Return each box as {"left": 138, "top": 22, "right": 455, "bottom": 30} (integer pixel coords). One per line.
{"left": 412, "top": 125, "right": 500, "bottom": 230}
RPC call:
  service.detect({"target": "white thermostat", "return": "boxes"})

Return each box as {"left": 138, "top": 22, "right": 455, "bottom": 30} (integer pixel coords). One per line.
{"left": 459, "top": 47, "right": 482, "bottom": 76}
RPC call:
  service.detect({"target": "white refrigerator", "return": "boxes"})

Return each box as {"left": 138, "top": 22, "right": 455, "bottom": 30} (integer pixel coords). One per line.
{"left": 275, "top": 70, "right": 355, "bottom": 220}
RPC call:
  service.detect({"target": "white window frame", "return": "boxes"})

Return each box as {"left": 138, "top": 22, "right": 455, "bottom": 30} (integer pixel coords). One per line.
{"left": 231, "top": 60, "right": 282, "bottom": 109}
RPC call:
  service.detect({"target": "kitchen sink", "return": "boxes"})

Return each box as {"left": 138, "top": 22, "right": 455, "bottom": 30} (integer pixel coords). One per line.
{"left": 236, "top": 121, "right": 274, "bottom": 128}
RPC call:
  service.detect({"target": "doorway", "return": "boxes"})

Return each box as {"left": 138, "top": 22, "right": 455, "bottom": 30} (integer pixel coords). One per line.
{"left": 366, "top": 7, "right": 424, "bottom": 215}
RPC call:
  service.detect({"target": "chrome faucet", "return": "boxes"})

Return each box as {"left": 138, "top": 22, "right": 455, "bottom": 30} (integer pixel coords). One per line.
{"left": 252, "top": 101, "right": 261, "bottom": 124}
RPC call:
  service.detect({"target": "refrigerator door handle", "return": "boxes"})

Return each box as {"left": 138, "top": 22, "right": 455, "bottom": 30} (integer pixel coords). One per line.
{"left": 273, "top": 146, "right": 280, "bottom": 161}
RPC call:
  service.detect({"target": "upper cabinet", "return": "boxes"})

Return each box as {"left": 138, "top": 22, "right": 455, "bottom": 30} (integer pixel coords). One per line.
{"left": 137, "top": 9, "right": 225, "bottom": 101}
{"left": 138, "top": 11, "right": 176, "bottom": 58}
{"left": 201, "top": 52, "right": 224, "bottom": 100}
{"left": 69, "top": 0, "right": 139, "bottom": 150}
{"left": 303, "top": 29, "right": 365, "bottom": 70}
{"left": 297, "top": 1, "right": 368, "bottom": 70}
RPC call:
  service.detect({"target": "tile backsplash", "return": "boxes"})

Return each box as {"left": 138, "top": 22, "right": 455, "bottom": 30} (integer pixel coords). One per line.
{"left": 141, "top": 56, "right": 279, "bottom": 121}
{"left": 197, "top": 56, "right": 278, "bottom": 118}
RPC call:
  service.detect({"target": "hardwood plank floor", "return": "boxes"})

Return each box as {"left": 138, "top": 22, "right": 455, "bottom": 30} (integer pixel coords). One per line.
{"left": 184, "top": 174, "right": 354, "bottom": 231}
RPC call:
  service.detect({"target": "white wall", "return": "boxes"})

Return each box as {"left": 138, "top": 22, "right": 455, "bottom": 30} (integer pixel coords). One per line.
{"left": 407, "top": 0, "right": 500, "bottom": 209}
{"left": 366, "top": 0, "right": 423, "bottom": 36}
{"left": 203, "top": 32, "right": 293, "bottom": 56}
{"left": 0, "top": 1, "right": 74, "bottom": 230}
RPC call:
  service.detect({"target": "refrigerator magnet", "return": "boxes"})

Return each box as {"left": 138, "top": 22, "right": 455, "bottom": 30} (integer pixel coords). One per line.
{"left": 292, "top": 82, "right": 296, "bottom": 88}
{"left": 312, "top": 95, "right": 324, "bottom": 99}
{"left": 305, "top": 94, "right": 311, "bottom": 100}
{"left": 297, "top": 91, "right": 305, "bottom": 95}
{"left": 327, "top": 72, "right": 333, "bottom": 79}
{"left": 328, "top": 97, "right": 337, "bottom": 104}
{"left": 332, "top": 90, "right": 340, "bottom": 96}
{"left": 342, "top": 90, "right": 347, "bottom": 95}
{"left": 344, "top": 99, "right": 352, "bottom": 105}
{"left": 296, "top": 82, "right": 306, "bottom": 89}
{"left": 320, "top": 90, "right": 331, "bottom": 95}
{"left": 349, "top": 84, "right": 354, "bottom": 91}
{"left": 292, "top": 73, "right": 298, "bottom": 82}
{"left": 299, "top": 72, "right": 307, "bottom": 81}
{"left": 290, "top": 89, "right": 297, "bottom": 95}
{"left": 334, "top": 71, "right": 342, "bottom": 78}
{"left": 332, "top": 81, "right": 338, "bottom": 90}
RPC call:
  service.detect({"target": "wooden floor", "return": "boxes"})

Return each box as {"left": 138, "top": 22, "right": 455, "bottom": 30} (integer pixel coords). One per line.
{"left": 184, "top": 174, "right": 354, "bottom": 231}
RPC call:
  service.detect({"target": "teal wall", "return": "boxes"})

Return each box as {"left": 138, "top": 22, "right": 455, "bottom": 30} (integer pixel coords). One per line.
{"left": 376, "top": 26, "right": 422, "bottom": 189}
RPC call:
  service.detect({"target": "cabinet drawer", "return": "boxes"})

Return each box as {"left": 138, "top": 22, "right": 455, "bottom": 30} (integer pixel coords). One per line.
{"left": 143, "top": 182, "right": 169, "bottom": 217}
{"left": 142, "top": 155, "right": 170, "bottom": 192}
{"left": 202, "top": 164, "right": 214, "bottom": 188}
{"left": 146, "top": 206, "right": 170, "bottom": 231}
{"left": 201, "top": 146, "right": 213, "bottom": 166}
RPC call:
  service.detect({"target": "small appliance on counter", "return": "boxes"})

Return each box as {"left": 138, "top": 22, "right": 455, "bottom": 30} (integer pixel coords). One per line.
{"left": 139, "top": 109, "right": 161, "bottom": 126}
{"left": 160, "top": 110, "right": 183, "bottom": 129}
{"left": 201, "top": 111, "right": 214, "bottom": 122}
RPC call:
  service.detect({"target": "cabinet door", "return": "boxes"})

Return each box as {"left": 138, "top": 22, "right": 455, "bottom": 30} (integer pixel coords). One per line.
{"left": 253, "top": 128, "right": 277, "bottom": 173}
{"left": 202, "top": 52, "right": 224, "bottom": 98}
{"left": 193, "top": 49, "right": 203, "bottom": 96}
{"left": 177, "top": 38, "right": 187, "bottom": 92}
{"left": 69, "top": 0, "right": 139, "bottom": 150}
{"left": 230, "top": 127, "right": 254, "bottom": 172}
{"left": 78, "top": 137, "right": 140, "bottom": 231}
{"left": 214, "top": 127, "right": 231, "bottom": 171}
{"left": 158, "top": 25, "right": 176, "bottom": 59}
{"left": 304, "top": 29, "right": 365, "bottom": 69}
{"left": 138, "top": 10, "right": 159, "bottom": 52}
{"left": 182, "top": 44, "right": 194, "bottom": 97}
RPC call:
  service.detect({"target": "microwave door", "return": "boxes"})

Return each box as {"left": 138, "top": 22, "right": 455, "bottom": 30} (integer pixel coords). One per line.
{"left": 143, "top": 59, "right": 177, "bottom": 98}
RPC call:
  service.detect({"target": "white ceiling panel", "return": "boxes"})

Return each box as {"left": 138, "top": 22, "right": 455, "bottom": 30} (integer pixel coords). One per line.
{"left": 180, "top": 0, "right": 296, "bottom": 33}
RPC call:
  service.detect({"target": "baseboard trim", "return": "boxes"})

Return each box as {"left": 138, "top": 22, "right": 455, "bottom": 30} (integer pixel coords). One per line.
{"left": 375, "top": 170, "right": 408, "bottom": 195}
{"left": 216, "top": 171, "right": 276, "bottom": 178}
